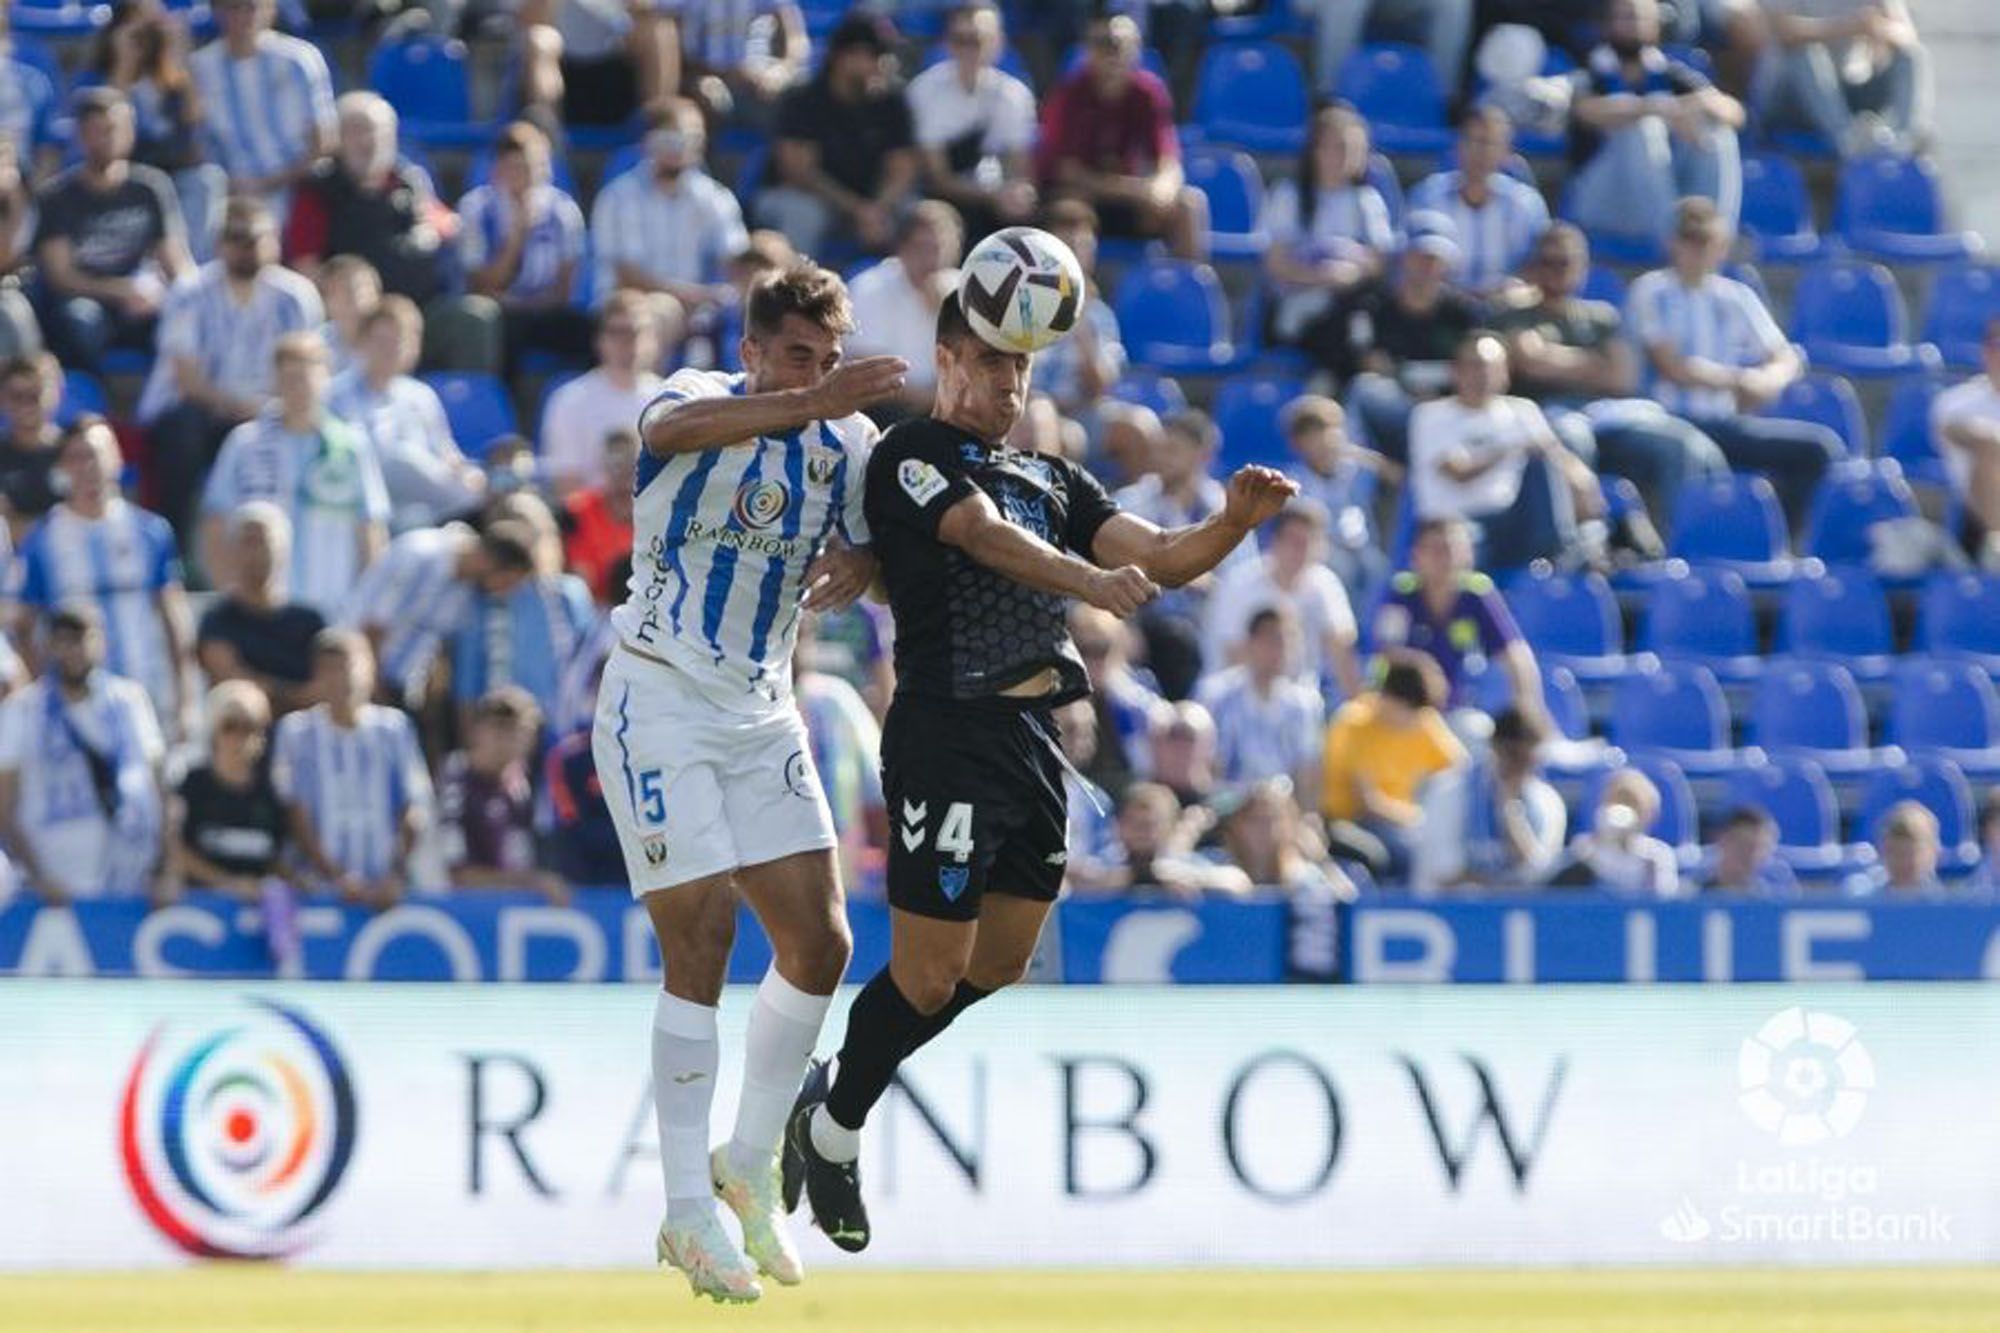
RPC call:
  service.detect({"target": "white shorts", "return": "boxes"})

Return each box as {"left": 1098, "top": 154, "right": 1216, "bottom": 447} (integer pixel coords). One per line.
{"left": 592, "top": 646, "right": 836, "bottom": 897}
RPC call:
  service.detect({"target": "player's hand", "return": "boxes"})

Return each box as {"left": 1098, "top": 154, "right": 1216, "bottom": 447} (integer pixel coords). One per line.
{"left": 810, "top": 356, "right": 909, "bottom": 419}
{"left": 1084, "top": 565, "right": 1159, "bottom": 617}
{"left": 1222, "top": 466, "right": 1300, "bottom": 531}
{"left": 802, "top": 538, "right": 877, "bottom": 613}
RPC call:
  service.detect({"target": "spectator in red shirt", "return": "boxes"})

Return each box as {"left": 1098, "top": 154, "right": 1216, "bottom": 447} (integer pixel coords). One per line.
{"left": 1034, "top": 13, "right": 1207, "bottom": 260}
{"left": 562, "top": 425, "right": 637, "bottom": 604}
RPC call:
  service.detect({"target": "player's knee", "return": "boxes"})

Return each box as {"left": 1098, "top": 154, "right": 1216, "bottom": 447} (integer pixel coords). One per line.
{"left": 901, "top": 965, "right": 965, "bottom": 1016}
{"left": 966, "top": 951, "right": 1033, "bottom": 993}
{"left": 782, "top": 917, "right": 852, "bottom": 993}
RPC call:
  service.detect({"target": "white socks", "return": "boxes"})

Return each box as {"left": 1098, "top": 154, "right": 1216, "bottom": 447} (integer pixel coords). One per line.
{"left": 810, "top": 1101, "right": 861, "bottom": 1164}
{"left": 728, "top": 970, "right": 835, "bottom": 1176}
{"left": 652, "top": 991, "right": 719, "bottom": 1225}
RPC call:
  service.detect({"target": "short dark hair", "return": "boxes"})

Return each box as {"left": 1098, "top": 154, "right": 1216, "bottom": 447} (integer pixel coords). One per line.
{"left": 1379, "top": 648, "right": 1444, "bottom": 711}
{"left": 1457, "top": 102, "right": 1512, "bottom": 135}
{"left": 1246, "top": 606, "right": 1289, "bottom": 638}
{"left": 1720, "top": 804, "right": 1777, "bottom": 835}
{"left": 479, "top": 520, "right": 540, "bottom": 574}
{"left": 1414, "top": 516, "right": 1472, "bottom": 546}
{"left": 1491, "top": 706, "right": 1546, "bottom": 748}
{"left": 1043, "top": 196, "right": 1099, "bottom": 236}
{"left": 48, "top": 603, "right": 101, "bottom": 636}
{"left": 73, "top": 86, "right": 130, "bottom": 125}
{"left": 474, "top": 684, "right": 542, "bottom": 731}
{"left": 935, "top": 287, "right": 980, "bottom": 350}
{"left": 746, "top": 263, "right": 855, "bottom": 340}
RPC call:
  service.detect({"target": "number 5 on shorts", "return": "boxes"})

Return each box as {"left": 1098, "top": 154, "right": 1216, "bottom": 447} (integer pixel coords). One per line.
{"left": 638, "top": 768, "right": 665, "bottom": 824}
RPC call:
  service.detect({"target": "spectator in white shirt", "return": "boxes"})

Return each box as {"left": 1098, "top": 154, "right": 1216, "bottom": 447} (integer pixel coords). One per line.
{"left": 908, "top": 2, "right": 1038, "bottom": 241}
{"left": 1929, "top": 315, "right": 2000, "bottom": 567}
{"left": 1408, "top": 106, "right": 1549, "bottom": 298}
{"left": 1115, "top": 407, "right": 1249, "bottom": 697}
{"left": 0, "top": 604, "right": 164, "bottom": 904}
{"left": 190, "top": 0, "right": 335, "bottom": 201}
{"left": 461, "top": 120, "right": 592, "bottom": 374}
{"left": 328, "top": 296, "right": 485, "bottom": 533}
{"left": 1196, "top": 605, "right": 1325, "bottom": 802}
{"left": 143, "top": 195, "right": 322, "bottom": 545}
{"left": 540, "top": 289, "right": 673, "bottom": 496}
{"left": 1204, "top": 500, "right": 1362, "bottom": 700}
{"left": 847, "top": 200, "right": 963, "bottom": 421}
{"left": 315, "top": 254, "right": 379, "bottom": 382}
{"left": 1409, "top": 331, "right": 1603, "bottom": 572}
{"left": 589, "top": 98, "right": 748, "bottom": 323}
{"left": 1626, "top": 196, "right": 1842, "bottom": 530}
{"left": 1549, "top": 766, "right": 1683, "bottom": 898}
{"left": 1413, "top": 706, "right": 1567, "bottom": 894}
{"left": 1261, "top": 104, "right": 1396, "bottom": 350}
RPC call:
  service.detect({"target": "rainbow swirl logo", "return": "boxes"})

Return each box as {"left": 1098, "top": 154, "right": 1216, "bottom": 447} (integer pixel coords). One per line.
{"left": 118, "top": 999, "right": 358, "bottom": 1260}
{"left": 732, "top": 479, "right": 791, "bottom": 530}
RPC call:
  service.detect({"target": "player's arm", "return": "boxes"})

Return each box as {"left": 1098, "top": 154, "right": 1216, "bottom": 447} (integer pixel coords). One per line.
{"left": 641, "top": 357, "right": 910, "bottom": 456}
{"left": 1089, "top": 466, "right": 1297, "bottom": 588}
{"left": 937, "top": 491, "right": 1159, "bottom": 615}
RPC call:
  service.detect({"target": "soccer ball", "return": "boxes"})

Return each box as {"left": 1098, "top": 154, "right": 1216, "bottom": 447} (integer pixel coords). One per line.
{"left": 957, "top": 227, "right": 1086, "bottom": 355}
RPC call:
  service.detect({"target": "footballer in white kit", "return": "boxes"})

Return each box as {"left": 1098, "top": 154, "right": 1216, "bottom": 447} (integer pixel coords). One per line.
{"left": 589, "top": 263, "right": 909, "bottom": 1304}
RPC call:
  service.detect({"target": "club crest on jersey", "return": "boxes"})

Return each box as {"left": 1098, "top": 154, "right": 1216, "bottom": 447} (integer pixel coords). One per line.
{"left": 642, "top": 834, "right": 668, "bottom": 867}
{"left": 731, "top": 479, "right": 791, "bottom": 530}
{"left": 899, "top": 458, "right": 949, "bottom": 506}
{"left": 807, "top": 447, "right": 841, "bottom": 487}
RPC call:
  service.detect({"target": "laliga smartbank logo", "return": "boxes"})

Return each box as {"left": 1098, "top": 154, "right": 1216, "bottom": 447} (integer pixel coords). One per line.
{"left": 1658, "top": 1006, "right": 1950, "bottom": 1250}
{"left": 118, "top": 999, "right": 358, "bottom": 1260}
{"left": 1738, "top": 1006, "right": 1876, "bottom": 1146}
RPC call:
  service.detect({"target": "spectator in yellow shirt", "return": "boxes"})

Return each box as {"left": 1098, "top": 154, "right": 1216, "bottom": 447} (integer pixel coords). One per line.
{"left": 1320, "top": 648, "right": 1466, "bottom": 883}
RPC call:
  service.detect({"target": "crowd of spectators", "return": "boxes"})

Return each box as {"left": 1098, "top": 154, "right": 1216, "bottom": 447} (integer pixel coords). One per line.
{"left": 0, "top": 0, "right": 1987, "bottom": 921}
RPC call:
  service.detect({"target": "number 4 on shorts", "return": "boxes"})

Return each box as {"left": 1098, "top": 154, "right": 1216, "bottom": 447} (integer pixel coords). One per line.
{"left": 900, "top": 800, "right": 975, "bottom": 859}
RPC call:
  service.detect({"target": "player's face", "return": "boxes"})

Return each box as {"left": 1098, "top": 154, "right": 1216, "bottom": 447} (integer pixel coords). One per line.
{"left": 939, "top": 335, "right": 1031, "bottom": 441}
{"left": 744, "top": 314, "right": 841, "bottom": 395}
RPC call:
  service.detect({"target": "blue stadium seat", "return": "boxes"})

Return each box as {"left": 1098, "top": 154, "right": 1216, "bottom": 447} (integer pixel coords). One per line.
{"left": 1726, "top": 755, "right": 1863, "bottom": 874}
{"left": 1541, "top": 663, "right": 1590, "bottom": 741}
{"left": 1192, "top": 40, "right": 1311, "bottom": 154}
{"left": 1804, "top": 459, "right": 1918, "bottom": 567}
{"left": 1105, "top": 372, "right": 1188, "bottom": 419}
{"left": 11, "top": 0, "right": 109, "bottom": 37}
{"left": 10, "top": 35, "right": 64, "bottom": 94}
{"left": 1748, "top": 657, "right": 1876, "bottom": 777}
{"left": 1858, "top": 754, "right": 1981, "bottom": 871}
{"left": 602, "top": 143, "right": 645, "bottom": 188}
{"left": 1112, "top": 260, "right": 1242, "bottom": 374}
{"left": 369, "top": 34, "right": 493, "bottom": 148}
{"left": 1580, "top": 265, "right": 1627, "bottom": 307}
{"left": 1639, "top": 564, "right": 1764, "bottom": 685}
{"left": 1763, "top": 371, "right": 1866, "bottom": 456}
{"left": 1212, "top": 373, "right": 1303, "bottom": 472}
{"left": 1336, "top": 43, "right": 1452, "bottom": 154}
{"left": 1587, "top": 754, "right": 1699, "bottom": 855}
{"left": 1789, "top": 258, "right": 1939, "bottom": 379}
{"left": 1609, "top": 658, "right": 1738, "bottom": 778}
{"left": 56, "top": 370, "right": 107, "bottom": 427}
{"left": 422, "top": 372, "right": 518, "bottom": 456}
{"left": 1184, "top": 148, "right": 1266, "bottom": 263}
{"left": 1919, "top": 572, "right": 2000, "bottom": 678}
{"left": 1921, "top": 263, "right": 2000, "bottom": 372}
{"left": 1779, "top": 565, "right": 1896, "bottom": 685}
{"left": 1881, "top": 374, "right": 1950, "bottom": 488}
{"left": 1738, "top": 151, "right": 1823, "bottom": 263}
{"left": 1667, "top": 474, "right": 1795, "bottom": 587}
{"left": 1889, "top": 656, "right": 2000, "bottom": 781}
{"left": 1502, "top": 568, "right": 1628, "bottom": 684}
{"left": 1834, "top": 152, "right": 1985, "bottom": 265}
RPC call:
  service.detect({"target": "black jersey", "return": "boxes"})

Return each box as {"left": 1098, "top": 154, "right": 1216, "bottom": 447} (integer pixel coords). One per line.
{"left": 864, "top": 416, "right": 1120, "bottom": 709}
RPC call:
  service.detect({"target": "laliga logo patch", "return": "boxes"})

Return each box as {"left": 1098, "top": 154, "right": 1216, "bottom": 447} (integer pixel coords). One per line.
{"left": 732, "top": 479, "right": 791, "bottom": 531}
{"left": 119, "top": 999, "right": 358, "bottom": 1260}
{"left": 898, "top": 458, "right": 949, "bottom": 506}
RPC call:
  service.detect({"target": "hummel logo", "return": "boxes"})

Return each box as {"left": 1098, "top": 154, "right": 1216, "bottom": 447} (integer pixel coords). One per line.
{"left": 900, "top": 800, "right": 928, "bottom": 852}
{"left": 1044, "top": 850, "right": 1068, "bottom": 866}
{"left": 826, "top": 1228, "right": 868, "bottom": 1245}
{"left": 672, "top": 1071, "right": 708, "bottom": 1085}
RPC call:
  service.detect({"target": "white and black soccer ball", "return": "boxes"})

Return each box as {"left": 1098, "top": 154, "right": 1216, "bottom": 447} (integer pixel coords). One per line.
{"left": 956, "top": 226, "right": 1086, "bottom": 355}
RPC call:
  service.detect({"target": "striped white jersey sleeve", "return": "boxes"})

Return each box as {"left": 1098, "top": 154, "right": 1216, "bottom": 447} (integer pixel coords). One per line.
{"left": 339, "top": 525, "right": 474, "bottom": 690}
{"left": 191, "top": 33, "right": 336, "bottom": 181}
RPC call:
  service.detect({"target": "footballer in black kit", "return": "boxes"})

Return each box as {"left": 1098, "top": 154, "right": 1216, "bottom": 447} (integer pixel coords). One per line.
{"left": 783, "top": 288, "right": 1298, "bottom": 1253}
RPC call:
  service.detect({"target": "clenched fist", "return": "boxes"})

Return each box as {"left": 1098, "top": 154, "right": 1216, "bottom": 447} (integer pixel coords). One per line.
{"left": 1084, "top": 565, "right": 1160, "bottom": 617}
{"left": 1222, "top": 465, "right": 1300, "bottom": 531}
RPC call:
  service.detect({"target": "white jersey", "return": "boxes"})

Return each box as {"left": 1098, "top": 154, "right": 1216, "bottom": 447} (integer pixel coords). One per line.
{"left": 614, "top": 368, "right": 875, "bottom": 713}
{"left": 0, "top": 671, "right": 164, "bottom": 899}
{"left": 339, "top": 524, "right": 473, "bottom": 692}
{"left": 271, "top": 703, "right": 432, "bottom": 883}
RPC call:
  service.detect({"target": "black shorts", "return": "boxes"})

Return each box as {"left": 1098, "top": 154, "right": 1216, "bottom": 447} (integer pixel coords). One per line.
{"left": 881, "top": 695, "right": 1068, "bottom": 922}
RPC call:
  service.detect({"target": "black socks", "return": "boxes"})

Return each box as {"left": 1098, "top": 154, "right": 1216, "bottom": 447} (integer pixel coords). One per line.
{"left": 823, "top": 968, "right": 993, "bottom": 1131}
